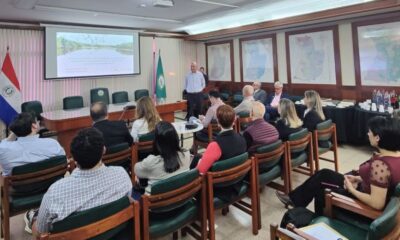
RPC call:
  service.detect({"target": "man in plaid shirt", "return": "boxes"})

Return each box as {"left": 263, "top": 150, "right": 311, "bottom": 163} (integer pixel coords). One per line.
{"left": 25, "top": 128, "right": 132, "bottom": 235}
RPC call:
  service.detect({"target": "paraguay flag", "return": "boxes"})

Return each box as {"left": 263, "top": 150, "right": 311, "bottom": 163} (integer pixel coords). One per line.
{"left": 0, "top": 51, "right": 21, "bottom": 126}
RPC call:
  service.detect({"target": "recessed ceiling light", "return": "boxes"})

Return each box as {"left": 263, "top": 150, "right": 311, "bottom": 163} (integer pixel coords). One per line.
{"left": 139, "top": 3, "right": 147, "bottom": 7}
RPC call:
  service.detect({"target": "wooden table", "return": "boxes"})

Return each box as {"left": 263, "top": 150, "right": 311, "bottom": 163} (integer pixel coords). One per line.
{"left": 42, "top": 100, "right": 187, "bottom": 155}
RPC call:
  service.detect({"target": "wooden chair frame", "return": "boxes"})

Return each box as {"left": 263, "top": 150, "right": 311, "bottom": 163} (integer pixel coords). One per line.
{"left": 285, "top": 132, "right": 314, "bottom": 191}
{"left": 270, "top": 223, "right": 320, "bottom": 240}
{"left": 253, "top": 143, "right": 289, "bottom": 229}
{"left": 131, "top": 140, "right": 154, "bottom": 181}
{"left": 103, "top": 146, "right": 135, "bottom": 183}
{"left": 0, "top": 160, "right": 71, "bottom": 240}
{"left": 192, "top": 123, "right": 220, "bottom": 155}
{"left": 205, "top": 158, "right": 259, "bottom": 240}
{"left": 140, "top": 176, "right": 207, "bottom": 240}
{"left": 38, "top": 201, "right": 140, "bottom": 240}
{"left": 235, "top": 115, "right": 252, "bottom": 133}
{"left": 312, "top": 123, "right": 339, "bottom": 172}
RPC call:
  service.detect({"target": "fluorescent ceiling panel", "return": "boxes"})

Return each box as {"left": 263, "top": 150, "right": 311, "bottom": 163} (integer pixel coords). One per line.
{"left": 180, "top": 0, "right": 375, "bottom": 35}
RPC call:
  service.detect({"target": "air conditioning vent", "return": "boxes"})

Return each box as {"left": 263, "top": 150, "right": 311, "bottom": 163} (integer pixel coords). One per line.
{"left": 153, "top": 0, "right": 174, "bottom": 8}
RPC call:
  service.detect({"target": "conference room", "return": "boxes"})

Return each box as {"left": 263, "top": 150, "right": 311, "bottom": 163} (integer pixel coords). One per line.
{"left": 1, "top": 0, "right": 400, "bottom": 239}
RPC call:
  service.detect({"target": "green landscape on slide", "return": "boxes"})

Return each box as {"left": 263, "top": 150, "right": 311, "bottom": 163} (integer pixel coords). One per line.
{"left": 56, "top": 36, "right": 133, "bottom": 56}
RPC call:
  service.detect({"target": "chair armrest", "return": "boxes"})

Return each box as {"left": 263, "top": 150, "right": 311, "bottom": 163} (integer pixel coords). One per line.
{"left": 287, "top": 223, "right": 320, "bottom": 240}
{"left": 324, "top": 189, "right": 382, "bottom": 219}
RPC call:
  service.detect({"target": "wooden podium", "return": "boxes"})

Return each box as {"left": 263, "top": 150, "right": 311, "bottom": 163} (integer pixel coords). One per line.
{"left": 42, "top": 100, "right": 187, "bottom": 156}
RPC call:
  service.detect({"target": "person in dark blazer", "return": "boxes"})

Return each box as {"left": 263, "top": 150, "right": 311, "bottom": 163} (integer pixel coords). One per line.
{"left": 264, "top": 81, "right": 289, "bottom": 121}
{"left": 200, "top": 66, "right": 209, "bottom": 86}
{"left": 252, "top": 82, "right": 267, "bottom": 103}
{"left": 276, "top": 99, "right": 303, "bottom": 141}
{"left": 302, "top": 90, "right": 325, "bottom": 131}
{"left": 91, "top": 102, "right": 133, "bottom": 147}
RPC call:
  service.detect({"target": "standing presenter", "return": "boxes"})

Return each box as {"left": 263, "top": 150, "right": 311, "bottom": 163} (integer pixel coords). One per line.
{"left": 184, "top": 62, "right": 205, "bottom": 120}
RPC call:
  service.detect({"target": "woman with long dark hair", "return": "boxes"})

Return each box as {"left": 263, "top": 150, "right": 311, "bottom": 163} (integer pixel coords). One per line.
{"left": 134, "top": 121, "right": 190, "bottom": 194}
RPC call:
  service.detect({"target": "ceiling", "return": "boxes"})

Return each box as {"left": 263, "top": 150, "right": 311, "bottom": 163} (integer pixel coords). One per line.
{"left": 0, "top": 0, "right": 378, "bottom": 35}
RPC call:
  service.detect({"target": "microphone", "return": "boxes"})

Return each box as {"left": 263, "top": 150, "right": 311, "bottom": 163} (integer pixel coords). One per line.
{"left": 119, "top": 105, "right": 136, "bottom": 121}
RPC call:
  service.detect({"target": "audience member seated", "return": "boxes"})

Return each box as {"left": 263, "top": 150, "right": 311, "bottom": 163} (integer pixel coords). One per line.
{"left": 302, "top": 90, "right": 325, "bottom": 131}
{"left": 243, "top": 101, "right": 279, "bottom": 152}
{"left": 234, "top": 85, "right": 255, "bottom": 115}
{"left": 199, "top": 90, "right": 225, "bottom": 128}
{"left": 264, "top": 81, "right": 289, "bottom": 121}
{"left": 0, "top": 112, "right": 65, "bottom": 176}
{"left": 134, "top": 121, "right": 190, "bottom": 196}
{"left": 91, "top": 102, "right": 133, "bottom": 147}
{"left": 276, "top": 99, "right": 303, "bottom": 141}
{"left": 26, "top": 128, "right": 132, "bottom": 235}
{"left": 393, "top": 109, "right": 400, "bottom": 119}
{"left": 276, "top": 116, "right": 400, "bottom": 215}
{"left": 131, "top": 96, "right": 161, "bottom": 142}
{"left": 253, "top": 81, "right": 267, "bottom": 103}
{"left": 195, "top": 105, "right": 247, "bottom": 174}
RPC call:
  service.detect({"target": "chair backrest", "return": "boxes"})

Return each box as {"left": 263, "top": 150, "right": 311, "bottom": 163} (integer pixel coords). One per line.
{"left": 207, "top": 121, "right": 221, "bottom": 142}
{"left": 315, "top": 119, "right": 334, "bottom": 142}
{"left": 254, "top": 140, "right": 285, "bottom": 171}
{"left": 21, "top": 100, "right": 43, "bottom": 120}
{"left": 8, "top": 156, "right": 68, "bottom": 196}
{"left": 236, "top": 112, "right": 252, "bottom": 132}
{"left": 144, "top": 169, "right": 202, "bottom": 213}
{"left": 90, "top": 88, "right": 110, "bottom": 104}
{"left": 63, "top": 96, "right": 84, "bottom": 110}
{"left": 287, "top": 128, "right": 311, "bottom": 154}
{"left": 103, "top": 143, "right": 131, "bottom": 167}
{"left": 41, "top": 197, "right": 138, "bottom": 240}
{"left": 233, "top": 94, "right": 244, "bottom": 103}
{"left": 112, "top": 91, "right": 129, "bottom": 104}
{"left": 134, "top": 89, "right": 149, "bottom": 101}
{"left": 368, "top": 197, "right": 400, "bottom": 240}
{"left": 209, "top": 153, "right": 250, "bottom": 188}
{"left": 394, "top": 183, "right": 400, "bottom": 198}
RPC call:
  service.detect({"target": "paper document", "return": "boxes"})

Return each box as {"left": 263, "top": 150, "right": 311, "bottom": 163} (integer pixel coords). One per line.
{"left": 300, "top": 222, "right": 348, "bottom": 240}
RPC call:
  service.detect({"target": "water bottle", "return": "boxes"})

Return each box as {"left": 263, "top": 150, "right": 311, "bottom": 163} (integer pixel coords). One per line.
{"left": 384, "top": 91, "right": 390, "bottom": 110}
{"left": 372, "top": 89, "right": 377, "bottom": 104}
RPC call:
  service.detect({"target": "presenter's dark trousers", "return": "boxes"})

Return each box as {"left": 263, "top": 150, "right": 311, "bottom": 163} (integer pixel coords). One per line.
{"left": 288, "top": 169, "right": 353, "bottom": 215}
{"left": 186, "top": 92, "right": 203, "bottom": 120}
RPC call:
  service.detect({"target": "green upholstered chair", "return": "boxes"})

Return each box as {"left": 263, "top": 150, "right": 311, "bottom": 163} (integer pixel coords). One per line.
{"left": 103, "top": 143, "right": 134, "bottom": 183}
{"left": 38, "top": 197, "right": 140, "bottom": 240}
{"left": 0, "top": 156, "right": 69, "bottom": 240}
{"left": 192, "top": 121, "right": 220, "bottom": 154}
{"left": 90, "top": 88, "right": 110, "bottom": 104}
{"left": 232, "top": 93, "right": 243, "bottom": 107}
{"left": 63, "top": 96, "right": 84, "bottom": 110}
{"left": 134, "top": 89, "right": 149, "bottom": 101}
{"left": 131, "top": 132, "right": 155, "bottom": 180}
{"left": 219, "top": 90, "right": 231, "bottom": 103}
{"left": 286, "top": 128, "right": 314, "bottom": 191}
{"left": 21, "top": 100, "right": 43, "bottom": 120}
{"left": 253, "top": 140, "right": 288, "bottom": 229}
{"left": 313, "top": 119, "right": 339, "bottom": 172}
{"left": 112, "top": 91, "right": 129, "bottom": 104}
{"left": 141, "top": 169, "right": 207, "bottom": 240}
{"left": 206, "top": 153, "right": 259, "bottom": 240}
{"left": 236, "top": 111, "right": 252, "bottom": 132}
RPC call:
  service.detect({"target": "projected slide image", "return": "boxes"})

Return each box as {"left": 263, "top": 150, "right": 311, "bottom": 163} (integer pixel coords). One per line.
{"left": 56, "top": 32, "right": 134, "bottom": 77}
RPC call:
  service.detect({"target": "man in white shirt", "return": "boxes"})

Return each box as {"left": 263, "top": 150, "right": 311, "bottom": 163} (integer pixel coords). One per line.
{"left": 0, "top": 112, "right": 65, "bottom": 176}
{"left": 264, "top": 81, "right": 288, "bottom": 121}
{"left": 234, "top": 85, "right": 255, "bottom": 115}
{"left": 184, "top": 62, "right": 205, "bottom": 120}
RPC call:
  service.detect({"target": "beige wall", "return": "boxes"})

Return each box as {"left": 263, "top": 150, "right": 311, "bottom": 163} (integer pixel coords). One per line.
{"left": 0, "top": 29, "right": 198, "bottom": 139}
{"left": 197, "top": 21, "right": 357, "bottom": 86}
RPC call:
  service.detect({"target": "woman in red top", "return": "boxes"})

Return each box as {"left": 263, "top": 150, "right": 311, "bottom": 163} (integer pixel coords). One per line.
{"left": 276, "top": 116, "right": 400, "bottom": 215}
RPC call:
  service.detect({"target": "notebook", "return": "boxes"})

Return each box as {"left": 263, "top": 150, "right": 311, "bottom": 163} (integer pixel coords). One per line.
{"left": 300, "top": 222, "right": 348, "bottom": 240}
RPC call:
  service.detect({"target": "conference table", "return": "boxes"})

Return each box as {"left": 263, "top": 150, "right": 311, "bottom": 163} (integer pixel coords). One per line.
{"left": 42, "top": 100, "right": 187, "bottom": 156}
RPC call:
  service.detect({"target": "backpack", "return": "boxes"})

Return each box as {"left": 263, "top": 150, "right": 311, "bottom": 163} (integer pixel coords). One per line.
{"left": 280, "top": 207, "right": 316, "bottom": 228}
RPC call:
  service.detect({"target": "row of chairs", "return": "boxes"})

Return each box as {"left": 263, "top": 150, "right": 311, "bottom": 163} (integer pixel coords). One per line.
{"left": 194, "top": 116, "right": 339, "bottom": 186}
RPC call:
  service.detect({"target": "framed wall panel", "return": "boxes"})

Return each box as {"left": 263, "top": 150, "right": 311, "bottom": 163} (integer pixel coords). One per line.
{"left": 206, "top": 40, "right": 234, "bottom": 82}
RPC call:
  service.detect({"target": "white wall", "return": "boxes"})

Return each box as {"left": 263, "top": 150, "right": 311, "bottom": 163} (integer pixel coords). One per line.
{"left": 0, "top": 28, "right": 198, "bottom": 139}
{"left": 197, "top": 21, "right": 357, "bottom": 86}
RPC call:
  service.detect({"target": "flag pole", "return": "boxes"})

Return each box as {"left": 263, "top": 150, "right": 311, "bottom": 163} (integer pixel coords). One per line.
{"left": 6, "top": 46, "right": 9, "bottom": 52}
{"left": 152, "top": 37, "right": 156, "bottom": 100}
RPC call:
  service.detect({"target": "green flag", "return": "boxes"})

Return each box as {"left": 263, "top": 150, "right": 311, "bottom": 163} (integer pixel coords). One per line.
{"left": 156, "top": 54, "right": 166, "bottom": 100}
